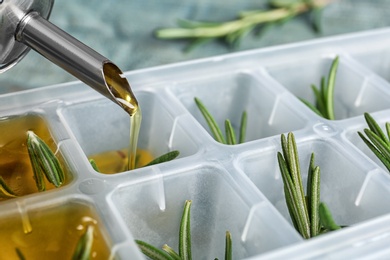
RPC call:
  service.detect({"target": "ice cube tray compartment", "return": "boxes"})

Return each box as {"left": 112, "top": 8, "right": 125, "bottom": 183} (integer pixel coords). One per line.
{"left": 264, "top": 54, "right": 390, "bottom": 120}
{"left": 168, "top": 70, "right": 309, "bottom": 144}
{"left": 236, "top": 135, "right": 390, "bottom": 227}
{"left": 2, "top": 29, "right": 390, "bottom": 259}
{"left": 58, "top": 90, "right": 202, "bottom": 174}
{"left": 0, "top": 112, "right": 74, "bottom": 200}
{"left": 0, "top": 196, "right": 112, "bottom": 259}
{"left": 107, "top": 164, "right": 302, "bottom": 259}
{"left": 343, "top": 110, "right": 390, "bottom": 173}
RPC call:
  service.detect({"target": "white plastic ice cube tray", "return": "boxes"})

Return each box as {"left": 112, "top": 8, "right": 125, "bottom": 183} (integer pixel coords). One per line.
{"left": 3, "top": 28, "right": 390, "bottom": 259}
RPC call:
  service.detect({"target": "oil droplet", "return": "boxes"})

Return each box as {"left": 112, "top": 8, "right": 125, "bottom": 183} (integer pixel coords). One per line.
{"left": 17, "top": 202, "right": 32, "bottom": 234}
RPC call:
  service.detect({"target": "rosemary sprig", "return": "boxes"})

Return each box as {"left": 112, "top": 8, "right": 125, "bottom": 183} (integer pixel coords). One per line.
{"left": 300, "top": 56, "right": 339, "bottom": 120}
{"left": 72, "top": 225, "right": 94, "bottom": 260}
{"left": 155, "top": 0, "right": 333, "bottom": 51}
{"left": 15, "top": 248, "right": 26, "bottom": 260}
{"left": 358, "top": 112, "right": 390, "bottom": 172}
{"left": 136, "top": 200, "right": 232, "bottom": 259}
{"left": 277, "top": 132, "right": 340, "bottom": 238}
{"left": 27, "top": 130, "right": 65, "bottom": 191}
{"left": 194, "top": 97, "right": 247, "bottom": 145}
{"left": 179, "top": 200, "right": 192, "bottom": 260}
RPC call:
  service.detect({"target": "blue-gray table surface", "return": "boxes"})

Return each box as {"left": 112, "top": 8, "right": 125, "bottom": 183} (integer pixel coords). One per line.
{"left": 1, "top": 0, "right": 389, "bottom": 93}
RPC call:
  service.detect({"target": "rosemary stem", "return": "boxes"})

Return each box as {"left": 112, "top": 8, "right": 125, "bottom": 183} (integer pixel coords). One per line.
{"left": 156, "top": 0, "right": 333, "bottom": 39}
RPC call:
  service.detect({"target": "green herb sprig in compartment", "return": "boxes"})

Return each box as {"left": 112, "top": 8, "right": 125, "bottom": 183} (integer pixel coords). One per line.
{"left": 299, "top": 56, "right": 339, "bottom": 120}
{"left": 155, "top": 0, "right": 333, "bottom": 52}
{"left": 194, "top": 97, "right": 247, "bottom": 145}
{"left": 0, "top": 130, "right": 65, "bottom": 198}
{"left": 358, "top": 112, "right": 390, "bottom": 172}
{"left": 135, "top": 200, "right": 233, "bottom": 260}
{"left": 89, "top": 150, "right": 180, "bottom": 173}
{"left": 277, "top": 132, "right": 341, "bottom": 238}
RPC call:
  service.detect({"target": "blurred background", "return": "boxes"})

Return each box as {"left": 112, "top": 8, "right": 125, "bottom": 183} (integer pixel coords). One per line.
{"left": 1, "top": 0, "right": 389, "bottom": 93}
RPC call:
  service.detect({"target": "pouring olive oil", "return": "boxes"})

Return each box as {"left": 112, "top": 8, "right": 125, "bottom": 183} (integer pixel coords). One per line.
{"left": 103, "top": 63, "right": 141, "bottom": 171}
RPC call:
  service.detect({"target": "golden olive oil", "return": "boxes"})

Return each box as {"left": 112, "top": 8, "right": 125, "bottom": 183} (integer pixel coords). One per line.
{"left": 103, "top": 63, "right": 142, "bottom": 171}
{"left": 89, "top": 148, "right": 154, "bottom": 174}
{"left": 0, "top": 202, "right": 111, "bottom": 259}
{"left": 128, "top": 110, "right": 142, "bottom": 170}
{"left": 0, "top": 115, "right": 67, "bottom": 201}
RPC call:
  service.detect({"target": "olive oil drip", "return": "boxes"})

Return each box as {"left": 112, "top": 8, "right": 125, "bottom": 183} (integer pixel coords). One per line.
{"left": 103, "top": 63, "right": 141, "bottom": 170}
{"left": 17, "top": 201, "right": 32, "bottom": 234}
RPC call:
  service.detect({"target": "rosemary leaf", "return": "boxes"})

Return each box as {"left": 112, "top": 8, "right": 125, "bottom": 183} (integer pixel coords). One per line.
{"left": 225, "top": 231, "right": 232, "bottom": 260}
{"left": 72, "top": 225, "right": 94, "bottom": 260}
{"left": 136, "top": 240, "right": 174, "bottom": 260}
{"left": 277, "top": 152, "right": 299, "bottom": 230}
{"left": 194, "top": 97, "right": 226, "bottom": 144}
{"left": 287, "top": 133, "right": 307, "bottom": 208}
{"left": 0, "top": 176, "right": 17, "bottom": 198}
{"left": 309, "top": 165, "right": 320, "bottom": 237}
{"left": 145, "top": 150, "right": 180, "bottom": 167}
{"left": 280, "top": 134, "right": 290, "bottom": 171}
{"left": 358, "top": 132, "right": 390, "bottom": 172}
{"left": 311, "top": 83, "right": 326, "bottom": 116}
{"left": 277, "top": 152, "right": 310, "bottom": 238}
{"left": 306, "top": 153, "right": 316, "bottom": 206}
{"left": 310, "top": 7, "right": 323, "bottom": 33}
{"left": 89, "top": 159, "right": 100, "bottom": 172}
{"left": 319, "top": 202, "right": 341, "bottom": 231}
{"left": 386, "top": 122, "right": 390, "bottom": 143}
{"left": 325, "top": 56, "right": 339, "bottom": 120}
{"left": 27, "top": 131, "right": 64, "bottom": 188}
{"left": 239, "top": 111, "right": 247, "bottom": 144}
{"left": 15, "top": 248, "right": 26, "bottom": 260}
{"left": 284, "top": 185, "right": 300, "bottom": 231}
{"left": 179, "top": 200, "right": 192, "bottom": 260}
{"left": 299, "top": 97, "right": 323, "bottom": 117}
{"left": 225, "top": 120, "right": 237, "bottom": 145}
{"left": 27, "top": 133, "right": 46, "bottom": 191}
{"left": 320, "top": 72, "right": 327, "bottom": 104}
{"left": 162, "top": 244, "right": 181, "bottom": 260}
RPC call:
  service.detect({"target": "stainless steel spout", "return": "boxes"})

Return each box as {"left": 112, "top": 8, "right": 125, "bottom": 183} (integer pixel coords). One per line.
{"left": 0, "top": 0, "right": 137, "bottom": 111}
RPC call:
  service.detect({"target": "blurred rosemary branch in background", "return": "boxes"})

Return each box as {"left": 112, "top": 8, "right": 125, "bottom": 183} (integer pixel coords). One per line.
{"left": 155, "top": 0, "right": 334, "bottom": 51}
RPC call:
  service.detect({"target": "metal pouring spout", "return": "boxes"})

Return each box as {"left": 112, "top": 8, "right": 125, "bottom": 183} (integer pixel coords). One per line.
{"left": 0, "top": 0, "right": 138, "bottom": 112}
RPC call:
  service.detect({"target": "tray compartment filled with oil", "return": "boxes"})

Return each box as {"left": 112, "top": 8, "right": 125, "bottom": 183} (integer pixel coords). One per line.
{"left": 58, "top": 90, "right": 201, "bottom": 174}
{"left": 0, "top": 113, "right": 72, "bottom": 201}
{"left": 0, "top": 197, "right": 112, "bottom": 259}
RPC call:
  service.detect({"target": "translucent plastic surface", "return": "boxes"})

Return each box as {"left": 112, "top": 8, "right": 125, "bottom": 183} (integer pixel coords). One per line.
{"left": 2, "top": 28, "right": 390, "bottom": 259}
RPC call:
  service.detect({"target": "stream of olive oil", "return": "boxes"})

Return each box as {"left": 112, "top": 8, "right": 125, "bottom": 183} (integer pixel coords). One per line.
{"left": 103, "top": 63, "right": 141, "bottom": 171}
